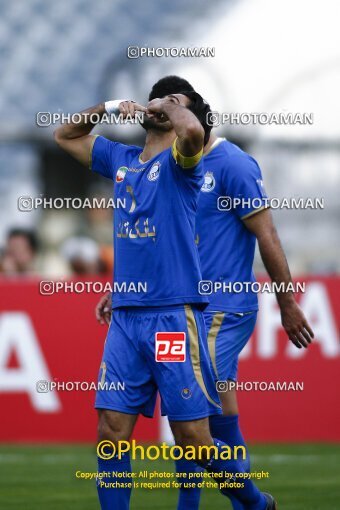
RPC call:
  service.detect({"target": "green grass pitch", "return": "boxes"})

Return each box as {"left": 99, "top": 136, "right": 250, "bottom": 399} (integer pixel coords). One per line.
{"left": 1, "top": 443, "right": 339, "bottom": 509}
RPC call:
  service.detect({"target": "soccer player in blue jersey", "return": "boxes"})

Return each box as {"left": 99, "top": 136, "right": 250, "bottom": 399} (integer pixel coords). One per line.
{"left": 96, "top": 76, "right": 314, "bottom": 510}
{"left": 55, "top": 76, "right": 275, "bottom": 510}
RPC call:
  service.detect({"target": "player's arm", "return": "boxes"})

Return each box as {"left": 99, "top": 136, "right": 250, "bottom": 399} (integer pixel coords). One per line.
{"left": 54, "top": 101, "right": 147, "bottom": 166}
{"left": 243, "top": 208, "right": 314, "bottom": 348}
{"left": 54, "top": 103, "right": 105, "bottom": 166}
{"left": 147, "top": 97, "right": 204, "bottom": 164}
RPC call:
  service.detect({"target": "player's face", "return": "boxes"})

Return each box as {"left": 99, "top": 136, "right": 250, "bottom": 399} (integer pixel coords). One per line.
{"left": 142, "top": 94, "right": 190, "bottom": 132}
{"left": 165, "top": 93, "right": 191, "bottom": 107}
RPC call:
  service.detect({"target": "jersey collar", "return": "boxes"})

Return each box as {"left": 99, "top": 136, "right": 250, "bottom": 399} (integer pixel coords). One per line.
{"left": 204, "top": 137, "right": 225, "bottom": 156}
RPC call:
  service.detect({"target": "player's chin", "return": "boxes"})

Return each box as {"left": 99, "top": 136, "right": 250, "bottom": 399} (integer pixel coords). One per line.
{"left": 141, "top": 117, "right": 172, "bottom": 132}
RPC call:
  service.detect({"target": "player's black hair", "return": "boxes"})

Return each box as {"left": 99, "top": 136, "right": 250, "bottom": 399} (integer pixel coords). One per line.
{"left": 180, "top": 90, "right": 212, "bottom": 146}
{"left": 8, "top": 228, "right": 39, "bottom": 252}
{"left": 149, "top": 75, "right": 194, "bottom": 101}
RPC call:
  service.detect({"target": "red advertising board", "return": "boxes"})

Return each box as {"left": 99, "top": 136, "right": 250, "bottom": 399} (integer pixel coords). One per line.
{"left": 0, "top": 278, "right": 158, "bottom": 443}
{"left": 237, "top": 278, "right": 340, "bottom": 442}
{"left": 0, "top": 277, "right": 339, "bottom": 443}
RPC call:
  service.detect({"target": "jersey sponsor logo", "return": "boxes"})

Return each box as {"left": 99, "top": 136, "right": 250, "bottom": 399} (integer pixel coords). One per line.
{"left": 201, "top": 171, "right": 215, "bottom": 192}
{"left": 147, "top": 162, "right": 161, "bottom": 182}
{"left": 117, "top": 217, "right": 156, "bottom": 239}
{"left": 116, "top": 166, "right": 128, "bottom": 183}
{"left": 155, "top": 332, "right": 186, "bottom": 362}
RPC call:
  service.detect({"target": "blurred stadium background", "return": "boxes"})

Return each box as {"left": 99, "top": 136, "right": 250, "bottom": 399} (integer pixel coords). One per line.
{"left": 0, "top": 0, "right": 339, "bottom": 508}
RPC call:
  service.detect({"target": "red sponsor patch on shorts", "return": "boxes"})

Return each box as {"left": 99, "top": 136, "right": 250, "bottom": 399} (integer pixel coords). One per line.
{"left": 155, "top": 332, "right": 186, "bottom": 362}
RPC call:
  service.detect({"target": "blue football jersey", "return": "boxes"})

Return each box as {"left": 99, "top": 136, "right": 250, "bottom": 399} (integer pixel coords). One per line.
{"left": 196, "top": 138, "right": 268, "bottom": 312}
{"left": 91, "top": 135, "right": 208, "bottom": 309}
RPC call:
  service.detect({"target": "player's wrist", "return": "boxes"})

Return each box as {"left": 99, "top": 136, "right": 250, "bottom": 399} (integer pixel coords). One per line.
{"left": 277, "top": 291, "right": 295, "bottom": 308}
{"left": 104, "top": 99, "right": 134, "bottom": 115}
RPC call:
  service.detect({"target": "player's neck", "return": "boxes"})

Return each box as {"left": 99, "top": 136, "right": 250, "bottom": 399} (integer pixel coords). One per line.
{"left": 140, "top": 130, "right": 176, "bottom": 163}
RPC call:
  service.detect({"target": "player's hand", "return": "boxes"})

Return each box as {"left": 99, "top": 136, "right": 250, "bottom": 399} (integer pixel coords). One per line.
{"left": 146, "top": 98, "right": 171, "bottom": 121}
{"left": 280, "top": 299, "right": 314, "bottom": 348}
{"left": 118, "top": 101, "right": 147, "bottom": 119}
{"left": 95, "top": 292, "right": 112, "bottom": 326}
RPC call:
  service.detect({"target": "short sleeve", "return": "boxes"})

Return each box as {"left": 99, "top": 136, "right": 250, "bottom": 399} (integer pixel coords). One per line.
{"left": 226, "top": 155, "right": 269, "bottom": 219}
{"left": 90, "top": 135, "right": 120, "bottom": 180}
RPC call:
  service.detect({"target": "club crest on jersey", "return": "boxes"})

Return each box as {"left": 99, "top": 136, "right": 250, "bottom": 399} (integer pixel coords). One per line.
{"left": 201, "top": 171, "right": 215, "bottom": 192}
{"left": 147, "top": 162, "right": 161, "bottom": 182}
{"left": 116, "top": 166, "right": 128, "bottom": 183}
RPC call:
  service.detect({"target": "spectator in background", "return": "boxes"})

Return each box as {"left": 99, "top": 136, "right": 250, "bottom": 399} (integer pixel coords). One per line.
{"left": 61, "top": 236, "right": 108, "bottom": 275}
{"left": 0, "top": 228, "right": 39, "bottom": 276}
{"left": 86, "top": 182, "right": 114, "bottom": 246}
{"left": 85, "top": 183, "right": 114, "bottom": 275}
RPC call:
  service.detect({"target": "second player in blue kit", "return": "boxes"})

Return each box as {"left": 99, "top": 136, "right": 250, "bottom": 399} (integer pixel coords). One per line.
{"left": 170, "top": 85, "right": 313, "bottom": 510}
{"left": 176, "top": 135, "right": 269, "bottom": 510}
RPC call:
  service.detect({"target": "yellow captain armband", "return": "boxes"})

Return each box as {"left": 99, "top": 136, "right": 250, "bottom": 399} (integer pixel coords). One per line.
{"left": 171, "top": 138, "right": 203, "bottom": 169}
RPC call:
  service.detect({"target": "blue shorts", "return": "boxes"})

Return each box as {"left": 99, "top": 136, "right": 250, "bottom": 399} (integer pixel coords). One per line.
{"left": 95, "top": 305, "right": 221, "bottom": 421}
{"left": 204, "top": 311, "right": 257, "bottom": 382}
